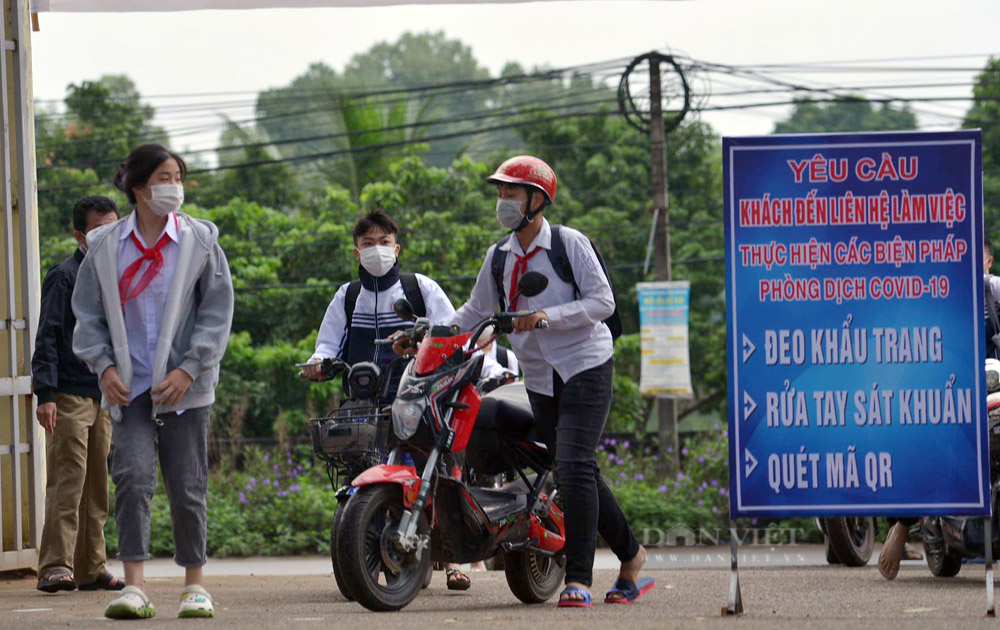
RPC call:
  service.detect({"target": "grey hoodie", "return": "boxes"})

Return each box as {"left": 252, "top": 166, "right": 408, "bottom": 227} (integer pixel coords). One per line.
{"left": 72, "top": 212, "right": 234, "bottom": 420}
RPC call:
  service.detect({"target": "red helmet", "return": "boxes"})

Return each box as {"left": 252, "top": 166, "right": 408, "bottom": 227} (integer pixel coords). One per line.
{"left": 487, "top": 155, "right": 557, "bottom": 203}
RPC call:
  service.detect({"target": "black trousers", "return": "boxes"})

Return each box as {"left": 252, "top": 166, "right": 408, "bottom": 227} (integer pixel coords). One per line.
{"left": 527, "top": 359, "right": 640, "bottom": 587}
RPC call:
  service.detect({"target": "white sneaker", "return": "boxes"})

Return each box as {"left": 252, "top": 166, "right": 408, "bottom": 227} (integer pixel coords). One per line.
{"left": 104, "top": 585, "right": 156, "bottom": 619}
{"left": 178, "top": 584, "right": 215, "bottom": 619}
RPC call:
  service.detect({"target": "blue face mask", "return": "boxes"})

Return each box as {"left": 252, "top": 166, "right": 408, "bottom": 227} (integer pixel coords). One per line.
{"left": 496, "top": 198, "right": 526, "bottom": 231}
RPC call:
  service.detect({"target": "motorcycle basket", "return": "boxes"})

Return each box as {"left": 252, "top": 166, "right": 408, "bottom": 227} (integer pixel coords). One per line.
{"left": 309, "top": 402, "right": 390, "bottom": 469}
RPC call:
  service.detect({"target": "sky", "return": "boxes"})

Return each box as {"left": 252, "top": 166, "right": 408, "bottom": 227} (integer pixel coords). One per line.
{"left": 26, "top": 0, "right": 1000, "bottom": 156}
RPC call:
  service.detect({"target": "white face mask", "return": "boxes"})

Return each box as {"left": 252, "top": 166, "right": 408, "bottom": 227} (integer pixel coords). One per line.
{"left": 359, "top": 245, "right": 397, "bottom": 277}
{"left": 142, "top": 183, "right": 184, "bottom": 217}
{"left": 496, "top": 198, "right": 526, "bottom": 231}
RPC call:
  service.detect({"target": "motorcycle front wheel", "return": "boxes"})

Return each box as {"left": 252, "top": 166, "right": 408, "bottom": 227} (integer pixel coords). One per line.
{"left": 823, "top": 517, "right": 874, "bottom": 567}
{"left": 336, "top": 485, "right": 431, "bottom": 611}
{"left": 330, "top": 502, "right": 355, "bottom": 601}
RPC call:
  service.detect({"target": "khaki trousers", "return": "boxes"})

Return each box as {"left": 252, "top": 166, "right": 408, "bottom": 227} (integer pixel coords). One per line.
{"left": 38, "top": 393, "right": 111, "bottom": 582}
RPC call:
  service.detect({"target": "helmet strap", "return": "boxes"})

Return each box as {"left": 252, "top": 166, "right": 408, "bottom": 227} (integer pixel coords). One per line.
{"left": 512, "top": 186, "right": 545, "bottom": 232}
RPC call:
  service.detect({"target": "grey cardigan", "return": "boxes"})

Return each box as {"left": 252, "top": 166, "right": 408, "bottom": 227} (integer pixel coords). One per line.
{"left": 72, "top": 213, "right": 234, "bottom": 420}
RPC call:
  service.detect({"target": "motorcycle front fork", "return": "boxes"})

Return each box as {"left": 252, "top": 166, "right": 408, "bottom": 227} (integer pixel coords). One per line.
{"left": 394, "top": 446, "right": 440, "bottom": 555}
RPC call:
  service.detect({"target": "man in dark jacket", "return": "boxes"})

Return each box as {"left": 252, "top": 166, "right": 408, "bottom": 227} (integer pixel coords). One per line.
{"left": 33, "top": 196, "right": 122, "bottom": 593}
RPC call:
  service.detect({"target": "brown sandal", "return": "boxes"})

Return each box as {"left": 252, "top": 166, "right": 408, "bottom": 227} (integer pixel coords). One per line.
{"left": 37, "top": 570, "right": 77, "bottom": 593}
{"left": 446, "top": 568, "right": 471, "bottom": 591}
{"left": 79, "top": 570, "right": 125, "bottom": 591}
{"left": 878, "top": 522, "right": 909, "bottom": 580}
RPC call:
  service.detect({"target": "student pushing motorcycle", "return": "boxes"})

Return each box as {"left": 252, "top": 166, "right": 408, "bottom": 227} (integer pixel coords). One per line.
{"left": 438, "top": 156, "right": 653, "bottom": 607}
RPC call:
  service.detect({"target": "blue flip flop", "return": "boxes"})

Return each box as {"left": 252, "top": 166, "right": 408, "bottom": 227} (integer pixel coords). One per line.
{"left": 605, "top": 576, "right": 656, "bottom": 604}
{"left": 557, "top": 586, "right": 593, "bottom": 608}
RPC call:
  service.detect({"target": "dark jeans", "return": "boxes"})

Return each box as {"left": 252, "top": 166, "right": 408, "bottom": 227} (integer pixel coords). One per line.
{"left": 112, "top": 392, "right": 210, "bottom": 567}
{"left": 527, "top": 359, "right": 640, "bottom": 588}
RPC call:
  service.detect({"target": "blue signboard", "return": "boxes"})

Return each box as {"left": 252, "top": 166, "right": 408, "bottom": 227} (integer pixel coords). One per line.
{"left": 724, "top": 130, "right": 987, "bottom": 517}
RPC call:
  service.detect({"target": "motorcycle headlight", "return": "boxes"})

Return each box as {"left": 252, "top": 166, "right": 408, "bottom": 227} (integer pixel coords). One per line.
{"left": 392, "top": 396, "right": 427, "bottom": 440}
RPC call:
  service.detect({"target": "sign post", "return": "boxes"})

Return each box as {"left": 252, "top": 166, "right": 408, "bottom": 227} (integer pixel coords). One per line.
{"left": 724, "top": 130, "right": 987, "bottom": 613}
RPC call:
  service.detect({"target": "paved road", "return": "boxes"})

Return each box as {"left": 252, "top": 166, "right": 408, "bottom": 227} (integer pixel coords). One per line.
{"left": 3, "top": 546, "right": 998, "bottom": 629}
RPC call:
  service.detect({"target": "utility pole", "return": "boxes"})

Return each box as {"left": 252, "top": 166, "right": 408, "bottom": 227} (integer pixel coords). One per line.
{"left": 648, "top": 56, "right": 680, "bottom": 472}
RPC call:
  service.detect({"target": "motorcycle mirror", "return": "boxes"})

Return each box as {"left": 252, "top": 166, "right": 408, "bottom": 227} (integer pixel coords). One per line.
{"left": 394, "top": 298, "right": 416, "bottom": 322}
{"left": 518, "top": 271, "right": 548, "bottom": 298}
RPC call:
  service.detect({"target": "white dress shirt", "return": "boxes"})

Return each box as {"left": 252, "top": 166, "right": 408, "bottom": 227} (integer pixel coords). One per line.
{"left": 117, "top": 212, "right": 180, "bottom": 400}
{"left": 451, "top": 218, "right": 614, "bottom": 396}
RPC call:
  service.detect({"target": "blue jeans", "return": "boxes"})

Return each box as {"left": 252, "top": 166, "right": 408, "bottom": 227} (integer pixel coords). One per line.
{"left": 527, "top": 359, "right": 640, "bottom": 587}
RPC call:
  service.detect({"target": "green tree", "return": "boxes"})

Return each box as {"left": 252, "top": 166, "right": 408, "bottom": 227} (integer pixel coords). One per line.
{"left": 35, "top": 75, "right": 165, "bottom": 236}
{"left": 186, "top": 122, "right": 304, "bottom": 211}
{"left": 963, "top": 58, "right": 1000, "bottom": 237}
{"left": 773, "top": 96, "right": 918, "bottom": 134}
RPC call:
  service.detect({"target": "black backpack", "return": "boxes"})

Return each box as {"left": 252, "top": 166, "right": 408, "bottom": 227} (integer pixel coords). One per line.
{"left": 344, "top": 272, "right": 427, "bottom": 328}
{"left": 490, "top": 225, "right": 622, "bottom": 341}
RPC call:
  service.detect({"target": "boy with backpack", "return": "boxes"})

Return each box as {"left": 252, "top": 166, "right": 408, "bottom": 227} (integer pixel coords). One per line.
{"left": 448, "top": 156, "right": 651, "bottom": 608}
{"left": 304, "top": 211, "right": 455, "bottom": 381}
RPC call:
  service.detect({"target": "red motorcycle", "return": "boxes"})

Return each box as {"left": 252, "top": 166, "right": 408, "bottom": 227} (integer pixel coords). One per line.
{"left": 334, "top": 271, "right": 567, "bottom": 611}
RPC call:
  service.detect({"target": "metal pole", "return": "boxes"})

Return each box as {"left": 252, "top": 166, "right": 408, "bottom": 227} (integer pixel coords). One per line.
{"left": 649, "top": 55, "right": 679, "bottom": 471}
{"left": 723, "top": 520, "right": 743, "bottom": 616}
{"left": 986, "top": 516, "right": 995, "bottom": 617}
{"left": 11, "top": 0, "right": 41, "bottom": 560}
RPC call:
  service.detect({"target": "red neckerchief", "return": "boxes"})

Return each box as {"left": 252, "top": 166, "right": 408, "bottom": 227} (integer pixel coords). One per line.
{"left": 509, "top": 246, "right": 541, "bottom": 311}
{"left": 119, "top": 214, "right": 178, "bottom": 308}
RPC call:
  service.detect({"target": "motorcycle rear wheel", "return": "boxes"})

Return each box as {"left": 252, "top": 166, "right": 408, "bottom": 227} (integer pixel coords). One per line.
{"left": 330, "top": 503, "right": 356, "bottom": 601}
{"left": 336, "top": 485, "right": 431, "bottom": 611}
{"left": 504, "top": 551, "right": 565, "bottom": 604}
{"left": 824, "top": 517, "right": 874, "bottom": 567}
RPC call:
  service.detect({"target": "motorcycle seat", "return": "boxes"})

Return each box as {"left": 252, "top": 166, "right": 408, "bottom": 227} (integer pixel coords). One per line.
{"left": 475, "top": 382, "right": 535, "bottom": 438}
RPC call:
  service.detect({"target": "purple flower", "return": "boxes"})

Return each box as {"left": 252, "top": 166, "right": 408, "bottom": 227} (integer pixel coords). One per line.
{"left": 623, "top": 440, "right": 630, "bottom": 449}
{"left": 698, "top": 456, "right": 706, "bottom": 464}
{"left": 697, "top": 499, "right": 704, "bottom": 506}
{"left": 264, "top": 454, "right": 270, "bottom": 463}
{"left": 245, "top": 484, "right": 252, "bottom": 492}
{"left": 287, "top": 458, "right": 293, "bottom": 466}
{"left": 674, "top": 482, "right": 681, "bottom": 489}
{"left": 722, "top": 431, "right": 728, "bottom": 439}
{"left": 701, "top": 481, "right": 708, "bottom": 489}
{"left": 719, "top": 488, "right": 727, "bottom": 496}
{"left": 277, "top": 490, "right": 287, "bottom": 498}
{"left": 238, "top": 492, "right": 248, "bottom": 506}
{"left": 682, "top": 447, "right": 689, "bottom": 456}
{"left": 619, "top": 471, "right": 626, "bottom": 479}
{"left": 658, "top": 485, "right": 668, "bottom": 493}
{"left": 273, "top": 480, "right": 280, "bottom": 488}
{"left": 290, "top": 484, "right": 301, "bottom": 493}
{"left": 667, "top": 447, "right": 673, "bottom": 454}
{"left": 290, "top": 470, "right": 299, "bottom": 478}
{"left": 713, "top": 424, "right": 720, "bottom": 431}
{"left": 598, "top": 445, "right": 605, "bottom": 451}
{"left": 633, "top": 474, "right": 644, "bottom": 481}
{"left": 710, "top": 479, "right": 719, "bottom": 487}
{"left": 250, "top": 477, "right": 257, "bottom": 486}
{"left": 652, "top": 455, "right": 659, "bottom": 462}
{"left": 676, "top": 472, "right": 685, "bottom": 480}
{"left": 263, "top": 478, "right": 270, "bottom": 486}
{"left": 712, "top": 506, "right": 719, "bottom": 514}
{"left": 609, "top": 438, "right": 617, "bottom": 446}
{"left": 751, "top": 518, "right": 758, "bottom": 525}
{"left": 273, "top": 464, "right": 280, "bottom": 472}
